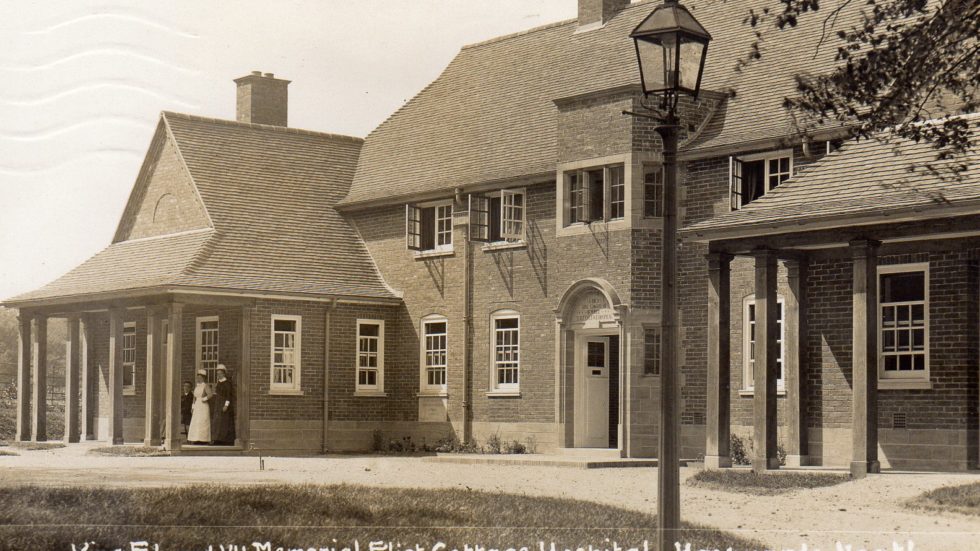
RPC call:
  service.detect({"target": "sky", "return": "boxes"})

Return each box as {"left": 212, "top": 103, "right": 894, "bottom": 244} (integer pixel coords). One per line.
{"left": 0, "top": 0, "right": 582, "bottom": 300}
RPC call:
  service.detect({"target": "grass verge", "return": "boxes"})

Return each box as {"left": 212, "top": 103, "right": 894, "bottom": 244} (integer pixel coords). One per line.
{"left": 687, "top": 469, "right": 851, "bottom": 495}
{"left": 0, "top": 450, "right": 17, "bottom": 456}
{"left": 8, "top": 441, "right": 66, "bottom": 451}
{"left": 0, "top": 484, "right": 767, "bottom": 551}
{"left": 907, "top": 482, "right": 980, "bottom": 516}
{"left": 88, "top": 446, "right": 170, "bottom": 457}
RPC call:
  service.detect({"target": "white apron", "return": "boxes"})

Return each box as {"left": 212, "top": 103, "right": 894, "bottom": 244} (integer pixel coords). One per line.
{"left": 187, "top": 382, "right": 211, "bottom": 443}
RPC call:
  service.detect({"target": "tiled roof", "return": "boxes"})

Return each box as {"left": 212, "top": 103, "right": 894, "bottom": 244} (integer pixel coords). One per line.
{"left": 342, "top": 0, "right": 846, "bottom": 207}
{"left": 7, "top": 113, "right": 398, "bottom": 305}
{"left": 682, "top": 115, "right": 980, "bottom": 240}
{"left": 7, "top": 230, "right": 213, "bottom": 303}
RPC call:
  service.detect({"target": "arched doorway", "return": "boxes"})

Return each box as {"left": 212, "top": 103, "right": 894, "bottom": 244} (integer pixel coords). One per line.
{"left": 555, "top": 279, "right": 628, "bottom": 452}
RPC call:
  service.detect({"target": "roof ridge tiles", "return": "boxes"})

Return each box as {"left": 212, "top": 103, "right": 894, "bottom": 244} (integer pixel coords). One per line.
{"left": 160, "top": 111, "right": 365, "bottom": 143}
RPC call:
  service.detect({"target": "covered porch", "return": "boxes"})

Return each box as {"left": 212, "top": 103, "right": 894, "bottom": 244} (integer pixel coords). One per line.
{"left": 685, "top": 119, "right": 980, "bottom": 473}
{"left": 698, "top": 214, "right": 980, "bottom": 474}
{"left": 11, "top": 292, "right": 254, "bottom": 453}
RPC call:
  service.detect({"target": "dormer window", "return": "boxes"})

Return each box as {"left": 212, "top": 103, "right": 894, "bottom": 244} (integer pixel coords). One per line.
{"left": 729, "top": 150, "right": 793, "bottom": 210}
{"left": 406, "top": 201, "right": 453, "bottom": 252}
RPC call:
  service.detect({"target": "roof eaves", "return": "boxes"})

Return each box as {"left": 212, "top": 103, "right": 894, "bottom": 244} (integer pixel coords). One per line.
{"left": 337, "top": 170, "right": 556, "bottom": 212}
{"left": 678, "top": 124, "right": 851, "bottom": 160}
{"left": 682, "top": 199, "right": 980, "bottom": 243}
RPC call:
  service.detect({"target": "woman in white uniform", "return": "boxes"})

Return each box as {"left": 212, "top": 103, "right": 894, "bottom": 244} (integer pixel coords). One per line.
{"left": 187, "top": 370, "right": 213, "bottom": 444}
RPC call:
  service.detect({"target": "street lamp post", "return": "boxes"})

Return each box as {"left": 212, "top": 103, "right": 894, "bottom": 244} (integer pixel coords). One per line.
{"left": 628, "top": 2, "right": 711, "bottom": 550}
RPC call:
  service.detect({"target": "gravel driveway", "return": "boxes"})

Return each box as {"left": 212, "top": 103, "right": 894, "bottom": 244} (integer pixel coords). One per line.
{"left": 1, "top": 444, "right": 978, "bottom": 551}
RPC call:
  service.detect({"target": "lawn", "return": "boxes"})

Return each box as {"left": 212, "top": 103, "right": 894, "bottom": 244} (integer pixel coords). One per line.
{"left": 8, "top": 441, "right": 65, "bottom": 451}
{"left": 686, "top": 469, "right": 851, "bottom": 495}
{"left": 0, "top": 484, "right": 767, "bottom": 551}
{"left": 88, "top": 445, "right": 170, "bottom": 457}
{"left": 908, "top": 481, "right": 980, "bottom": 516}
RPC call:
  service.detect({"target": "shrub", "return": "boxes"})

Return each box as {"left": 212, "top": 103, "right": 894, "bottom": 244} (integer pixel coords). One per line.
{"left": 730, "top": 434, "right": 788, "bottom": 467}
{"left": 484, "top": 433, "right": 502, "bottom": 454}
{"left": 524, "top": 435, "right": 538, "bottom": 454}
{"left": 433, "top": 434, "right": 479, "bottom": 453}
{"left": 730, "top": 434, "right": 751, "bottom": 465}
{"left": 371, "top": 430, "right": 384, "bottom": 452}
{"left": 504, "top": 440, "right": 527, "bottom": 454}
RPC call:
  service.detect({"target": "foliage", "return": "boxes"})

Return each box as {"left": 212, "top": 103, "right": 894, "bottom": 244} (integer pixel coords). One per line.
{"left": 729, "top": 434, "right": 787, "bottom": 466}
{"left": 0, "top": 380, "right": 66, "bottom": 442}
{"left": 433, "top": 433, "right": 480, "bottom": 454}
{"left": 0, "top": 484, "right": 767, "bottom": 550}
{"left": 730, "top": 433, "right": 751, "bottom": 465}
{"left": 741, "top": 0, "right": 978, "bottom": 160}
{"left": 88, "top": 446, "right": 170, "bottom": 457}
{"left": 907, "top": 481, "right": 980, "bottom": 516}
{"left": 687, "top": 469, "right": 851, "bottom": 495}
{"left": 485, "top": 432, "right": 503, "bottom": 454}
{"left": 9, "top": 441, "right": 65, "bottom": 451}
{"left": 0, "top": 450, "right": 17, "bottom": 456}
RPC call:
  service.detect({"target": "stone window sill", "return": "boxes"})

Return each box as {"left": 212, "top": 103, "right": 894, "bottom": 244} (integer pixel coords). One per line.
{"left": 878, "top": 379, "right": 932, "bottom": 390}
{"left": 486, "top": 390, "right": 521, "bottom": 398}
{"left": 123, "top": 388, "right": 136, "bottom": 396}
{"left": 482, "top": 241, "right": 526, "bottom": 252}
{"left": 414, "top": 248, "right": 454, "bottom": 260}
{"left": 354, "top": 390, "right": 388, "bottom": 397}
{"left": 738, "top": 389, "right": 787, "bottom": 397}
{"left": 417, "top": 391, "right": 448, "bottom": 398}
{"left": 558, "top": 219, "right": 628, "bottom": 237}
{"left": 269, "top": 388, "right": 304, "bottom": 396}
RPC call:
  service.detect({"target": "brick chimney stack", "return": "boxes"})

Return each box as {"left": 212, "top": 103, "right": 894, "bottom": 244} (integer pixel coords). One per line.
{"left": 234, "top": 71, "right": 290, "bottom": 127}
{"left": 578, "top": 0, "right": 630, "bottom": 28}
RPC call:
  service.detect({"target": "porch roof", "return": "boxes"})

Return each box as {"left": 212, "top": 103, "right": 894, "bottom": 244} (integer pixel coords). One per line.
{"left": 5, "top": 112, "right": 400, "bottom": 308}
{"left": 5, "top": 230, "right": 213, "bottom": 305}
{"left": 682, "top": 115, "right": 980, "bottom": 242}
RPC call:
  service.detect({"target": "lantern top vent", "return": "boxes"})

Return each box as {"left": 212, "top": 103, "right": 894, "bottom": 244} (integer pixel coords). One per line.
{"left": 630, "top": 1, "right": 712, "bottom": 42}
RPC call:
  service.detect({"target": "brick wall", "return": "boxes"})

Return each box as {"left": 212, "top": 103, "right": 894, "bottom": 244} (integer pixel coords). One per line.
{"left": 805, "top": 249, "right": 980, "bottom": 432}
{"left": 120, "top": 137, "right": 210, "bottom": 241}
{"left": 577, "top": 0, "right": 630, "bottom": 26}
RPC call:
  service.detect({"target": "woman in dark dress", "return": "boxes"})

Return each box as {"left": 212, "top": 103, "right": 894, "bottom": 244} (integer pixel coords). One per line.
{"left": 210, "top": 364, "right": 235, "bottom": 445}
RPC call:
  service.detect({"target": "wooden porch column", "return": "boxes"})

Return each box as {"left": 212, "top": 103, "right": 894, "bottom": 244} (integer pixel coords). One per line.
{"left": 80, "top": 316, "right": 96, "bottom": 440}
{"left": 144, "top": 311, "right": 163, "bottom": 446}
{"left": 64, "top": 316, "right": 82, "bottom": 443}
{"left": 15, "top": 314, "right": 32, "bottom": 442}
{"left": 785, "top": 258, "right": 809, "bottom": 467}
{"left": 238, "top": 305, "right": 251, "bottom": 449}
{"left": 107, "top": 308, "right": 125, "bottom": 444}
{"left": 705, "top": 252, "right": 733, "bottom": 469}
{"left": 31, "top": 314, "right": 48, "bottom": 442}
{"left": 164, "top": 303, "right": 184, "bottom": 453}
{"left": 752, "top": 249, "right": 780, "bottom": 471}
{"left": 850, "top": 239, "right": 880, "bottom": 477}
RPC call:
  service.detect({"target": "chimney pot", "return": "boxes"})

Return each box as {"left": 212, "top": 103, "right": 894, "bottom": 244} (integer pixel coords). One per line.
{"left": 234, "top": 71, "right": 290, "bottom": 126}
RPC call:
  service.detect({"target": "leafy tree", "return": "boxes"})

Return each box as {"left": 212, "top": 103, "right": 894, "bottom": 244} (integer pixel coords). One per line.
{"left": 0, "top": 307, "right": 67, "bottom": 389}
{"left": 741, "top": 0, "right": 978, "bottom": 156}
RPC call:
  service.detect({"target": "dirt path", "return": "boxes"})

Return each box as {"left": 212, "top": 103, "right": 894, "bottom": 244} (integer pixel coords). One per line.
{"left": 1, "top": 445, "right": 978, "bottom": 550}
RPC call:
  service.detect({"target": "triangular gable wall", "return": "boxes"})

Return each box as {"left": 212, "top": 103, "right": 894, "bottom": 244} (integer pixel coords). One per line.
{"left": 113, "top": 118, "right": 211, "bottom": 242}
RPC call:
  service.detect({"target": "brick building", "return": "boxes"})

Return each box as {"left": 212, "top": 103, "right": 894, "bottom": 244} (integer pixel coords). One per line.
{"left": 5, "top": 0, "right": 978, "bottom": 469}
